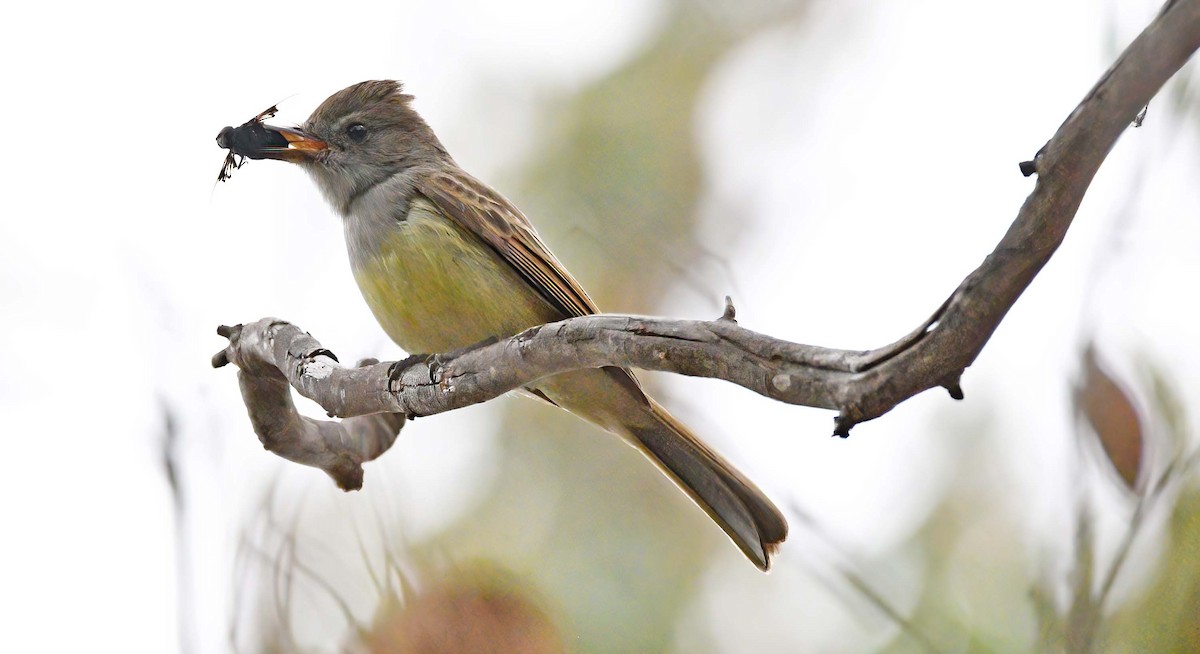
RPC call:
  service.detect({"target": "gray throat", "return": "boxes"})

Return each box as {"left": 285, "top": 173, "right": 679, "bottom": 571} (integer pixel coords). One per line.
{"left": 332, "top": 171, "right": 418, "bottom": 273}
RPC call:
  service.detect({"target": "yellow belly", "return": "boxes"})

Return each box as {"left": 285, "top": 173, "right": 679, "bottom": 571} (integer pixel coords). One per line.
{"left": 351, "top": 201, "right": 560, "bottom": 354}
{"left": 350, "top": 199, "right": 652, "bottom": 435}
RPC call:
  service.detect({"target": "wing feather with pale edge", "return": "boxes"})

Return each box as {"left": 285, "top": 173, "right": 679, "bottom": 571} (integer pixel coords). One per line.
{"left": 415, "top": 168, "right": 649, "bottom": 403}
{"left": 415, "top": 169, "right": 599, "bottom": 320}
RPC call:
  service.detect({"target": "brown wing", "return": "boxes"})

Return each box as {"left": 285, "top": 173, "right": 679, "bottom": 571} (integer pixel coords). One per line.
{"left": 415, "top": 167, "right": 650, "bottom": 405}
{"left": 415, "top": 168, "right": 598, "bottom": 320}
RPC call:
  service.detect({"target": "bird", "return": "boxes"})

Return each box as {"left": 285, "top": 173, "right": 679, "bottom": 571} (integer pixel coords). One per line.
{"left": 217, "top": 80, "right": 787, "bottom": 570}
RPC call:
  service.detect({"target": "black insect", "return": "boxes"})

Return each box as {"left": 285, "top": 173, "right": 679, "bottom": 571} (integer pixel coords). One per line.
{"left": 215, "top": 104, "right": 287, "bottom": 182}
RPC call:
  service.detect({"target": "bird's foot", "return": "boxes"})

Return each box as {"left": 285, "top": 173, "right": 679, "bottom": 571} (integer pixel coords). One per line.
{"left": 387, "top": 353, "right": 438, "bottom": 393}
{"left": 386, "top": 337, "right": 501, "bottom": 393}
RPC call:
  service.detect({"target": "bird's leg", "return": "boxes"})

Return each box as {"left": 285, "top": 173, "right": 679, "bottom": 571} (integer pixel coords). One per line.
{"left": 386, "top": 335, "right": 502, "bottom": 393}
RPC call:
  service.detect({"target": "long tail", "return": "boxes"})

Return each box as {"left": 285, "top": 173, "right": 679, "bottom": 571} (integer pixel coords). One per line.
{"left": 536, "top": 368, "right": 788, "bottom": 570}
{"left": 630, "top": 397, "right": 788, "bottom": 570}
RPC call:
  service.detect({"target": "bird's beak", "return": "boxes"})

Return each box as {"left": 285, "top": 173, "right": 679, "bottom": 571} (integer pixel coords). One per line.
{"left": 216, "top": 123, "right": 327, "bottom": 163}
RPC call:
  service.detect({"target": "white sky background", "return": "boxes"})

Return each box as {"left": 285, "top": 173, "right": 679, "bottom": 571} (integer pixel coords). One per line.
{"left": 1, "top": 0, "right": 1197, "bottom": 652}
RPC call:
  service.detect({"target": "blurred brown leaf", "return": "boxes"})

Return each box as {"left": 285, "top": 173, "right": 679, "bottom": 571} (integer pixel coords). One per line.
{"left": 1078, "top": 346, "right": 1143, "bottom": 489}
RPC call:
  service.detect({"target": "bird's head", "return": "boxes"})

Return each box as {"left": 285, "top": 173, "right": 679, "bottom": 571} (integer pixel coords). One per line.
{"left": 218, "top": 80, "right": 446, "bottom": 214}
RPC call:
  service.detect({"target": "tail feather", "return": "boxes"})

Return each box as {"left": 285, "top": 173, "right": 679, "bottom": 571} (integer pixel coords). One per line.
{"left": 534, "top": 368, "right": 788, "bottom": 570}
{"left": 630, "top": 399, "right": 788, "bottom": 570}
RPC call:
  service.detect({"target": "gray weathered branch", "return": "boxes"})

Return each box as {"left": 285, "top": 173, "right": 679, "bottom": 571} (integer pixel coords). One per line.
{"left": 215, "top": 324, "right": 404, "bottom": 490}
{"left": 214, "top": 0, "right": 1200, "bottom": 487}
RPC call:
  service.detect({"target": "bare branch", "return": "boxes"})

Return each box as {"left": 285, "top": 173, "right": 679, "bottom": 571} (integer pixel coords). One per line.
{"left": 214, "top": 0, "right": 1200, "bottom": 481}
{"left": 216, "top": 324, "right": 404, "bottom": 490}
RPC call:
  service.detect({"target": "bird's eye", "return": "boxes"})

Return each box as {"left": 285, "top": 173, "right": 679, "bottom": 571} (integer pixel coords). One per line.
{"left": 347, "top": 124, "right": 367, "bottom": 142}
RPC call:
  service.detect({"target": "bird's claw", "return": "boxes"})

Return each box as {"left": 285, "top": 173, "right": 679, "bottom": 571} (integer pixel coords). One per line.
{"left": 386, "top": 353, "right": 441, "bottom": 392}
